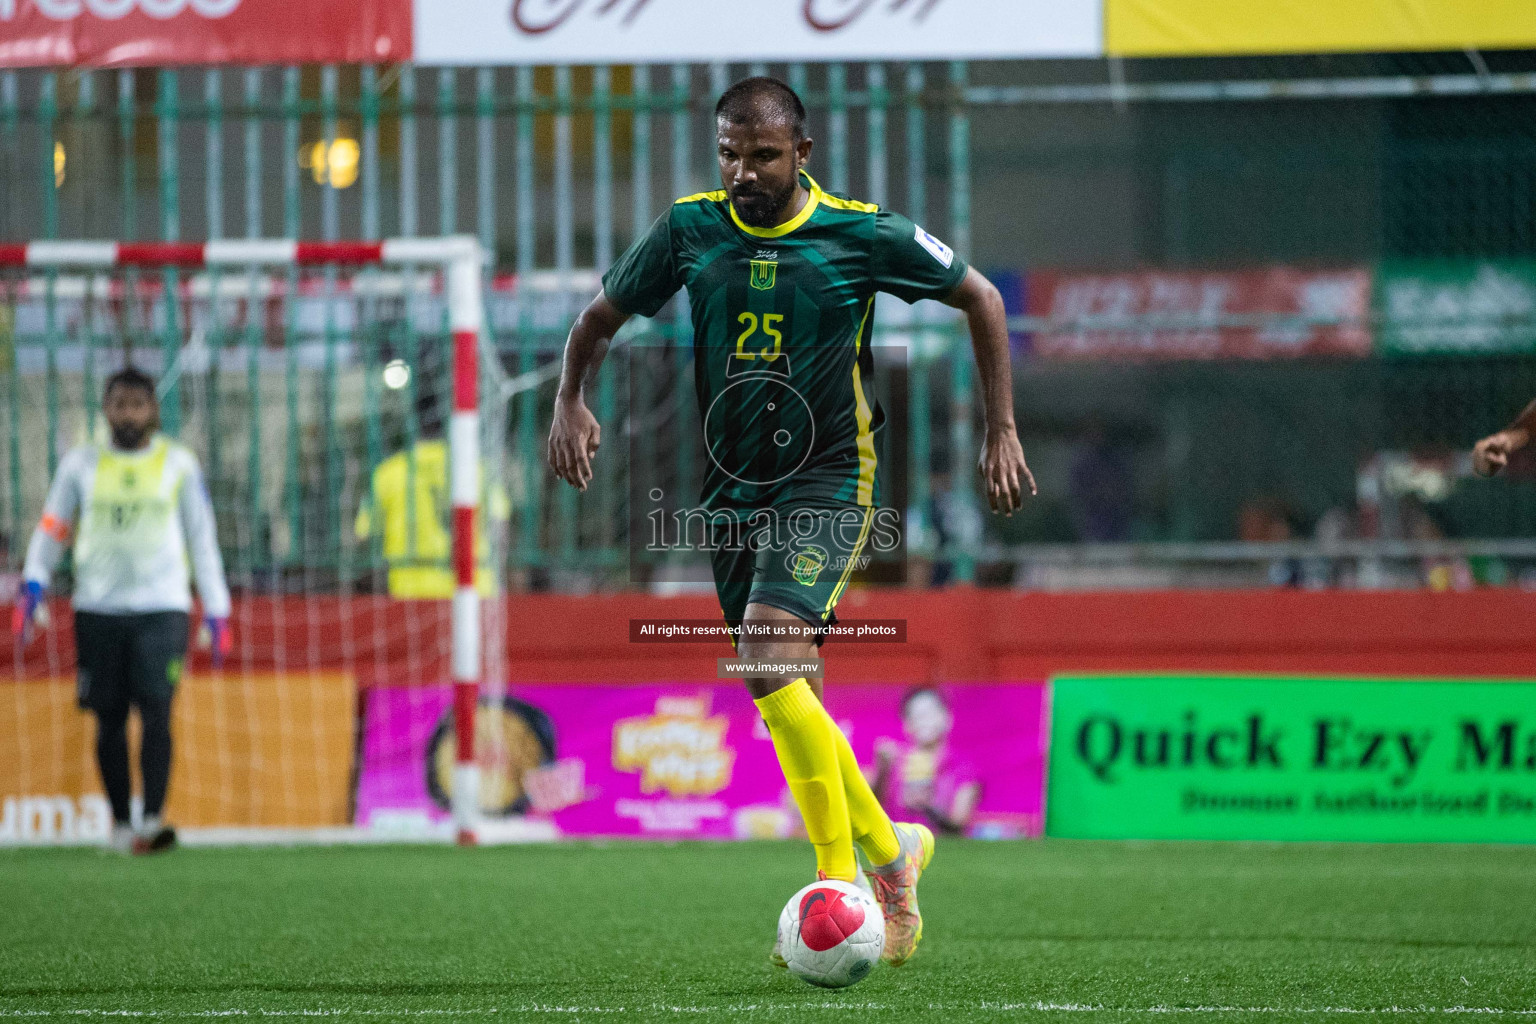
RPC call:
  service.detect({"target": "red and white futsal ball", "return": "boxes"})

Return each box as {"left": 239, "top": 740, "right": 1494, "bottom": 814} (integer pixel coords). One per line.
{"left": 778, "top": 879, "right": 884, "bottom": 988}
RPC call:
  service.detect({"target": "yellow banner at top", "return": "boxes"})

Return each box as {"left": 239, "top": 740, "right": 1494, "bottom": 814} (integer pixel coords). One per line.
{"left": 1107, "top": 0, "right": 1536, "bottom": 57}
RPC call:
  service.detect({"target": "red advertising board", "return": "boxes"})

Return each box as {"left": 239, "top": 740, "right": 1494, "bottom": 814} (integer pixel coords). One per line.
{"left": 1027, "top": 267, "right": 1372, "bottom": 360}
{"left": 0, "top": 0, "right": 410, "bottom": 66}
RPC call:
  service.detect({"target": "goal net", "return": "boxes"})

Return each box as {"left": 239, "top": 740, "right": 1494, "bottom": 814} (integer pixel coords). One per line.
{"left": 0, "top": 238, "right": 518, "bottom": 845}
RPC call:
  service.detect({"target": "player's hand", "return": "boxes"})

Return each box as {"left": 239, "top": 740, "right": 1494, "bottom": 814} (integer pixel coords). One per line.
{"left": 209, "top": 617, "right": 232, "bottom": 667}
{"left": 1472, "top": 430, "right": 1525, "bottom": 478}
{"left": 198, "top": 617, "right": 232, "bottom": 668}
{"left": 11, "top": 580, "right": 45, "bottom": 644}
{"left": 978, "top": 424, "right": 1036, "bottom": 515}
{"left": 549, "top": 395, "right": 602, "bottom": 492}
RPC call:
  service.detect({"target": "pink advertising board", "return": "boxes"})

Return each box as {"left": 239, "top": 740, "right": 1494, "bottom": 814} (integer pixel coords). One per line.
{"left": 355, "top": 683, "right": 1049, "bottom": 841}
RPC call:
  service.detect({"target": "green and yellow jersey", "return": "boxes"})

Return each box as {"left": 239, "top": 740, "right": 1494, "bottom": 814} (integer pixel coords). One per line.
{"left": 602, "top": 170, "right": 968, "bottom": 516}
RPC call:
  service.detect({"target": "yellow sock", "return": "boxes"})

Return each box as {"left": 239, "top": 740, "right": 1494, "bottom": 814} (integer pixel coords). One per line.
{"left": 755, "top": 679, "right": 857, "bottom": 882}
{"left": 831, "top": 724, "right": 902, "bottom": 867}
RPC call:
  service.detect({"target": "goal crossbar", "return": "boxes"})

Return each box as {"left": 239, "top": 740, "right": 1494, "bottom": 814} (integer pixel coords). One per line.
{"left": 2, "top": 236, "right": 489, "bottom": 845}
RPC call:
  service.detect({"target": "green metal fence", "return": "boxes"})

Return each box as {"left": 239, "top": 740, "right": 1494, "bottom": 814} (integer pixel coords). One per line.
{"left": 5, "top": 55, "right": 1536, "bottom": 591}
{"left": 0, "top": 61, "right": 983, "bottom": 587}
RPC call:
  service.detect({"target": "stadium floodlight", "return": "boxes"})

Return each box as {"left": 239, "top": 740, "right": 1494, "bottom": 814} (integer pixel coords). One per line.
{"left": 1, "top": 236, "right": 488, "bottom": 845}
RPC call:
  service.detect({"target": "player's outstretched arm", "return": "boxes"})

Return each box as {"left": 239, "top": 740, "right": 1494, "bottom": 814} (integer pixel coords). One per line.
{"left": 178, "top": 453, "right": 233, "bottom": 665}
{"left": 549, "top": 290, "right": 631, "bottom": 492}
{"left": 14, "top": 453, "right": 82, "bottom": 641}
{"left": 1473, "top": 397, "right": 1536, "bottom": 477}
{"left": 942, "top": 267, "right": 1037, "bottom": 514}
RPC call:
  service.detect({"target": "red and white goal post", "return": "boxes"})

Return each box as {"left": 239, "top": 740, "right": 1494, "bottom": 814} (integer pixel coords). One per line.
{"left": 0, "top": 237, "right": 489, "bottom": 844}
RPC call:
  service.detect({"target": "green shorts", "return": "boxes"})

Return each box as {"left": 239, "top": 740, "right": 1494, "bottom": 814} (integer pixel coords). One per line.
{"left": 710, "top": 506, "right": 876, "bottom": 648}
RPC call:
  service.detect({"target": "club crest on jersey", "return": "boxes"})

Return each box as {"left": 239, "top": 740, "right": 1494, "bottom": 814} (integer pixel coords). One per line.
{"left": 790, "top": 545, "right": 828, "bottom": 586}
{"left": 749, "top": 259, "right": 778, "bottom": 291}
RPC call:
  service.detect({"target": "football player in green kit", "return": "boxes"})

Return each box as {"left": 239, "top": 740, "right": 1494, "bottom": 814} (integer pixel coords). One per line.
{"left": 547, "top": 78, "right": 1033, "bottom": 967}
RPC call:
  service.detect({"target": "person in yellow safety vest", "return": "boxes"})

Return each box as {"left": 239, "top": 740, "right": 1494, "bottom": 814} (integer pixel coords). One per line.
{"left": 355, "top": 387, "right": 513, "bottom": 600}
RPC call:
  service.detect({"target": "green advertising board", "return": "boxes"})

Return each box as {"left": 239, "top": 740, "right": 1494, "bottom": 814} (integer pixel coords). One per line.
{"left": 1375, "top": 259, "right": 1536, "bottom": 356}
{"left": 1048, "top": 675, "right": 1536, "bottom": 842}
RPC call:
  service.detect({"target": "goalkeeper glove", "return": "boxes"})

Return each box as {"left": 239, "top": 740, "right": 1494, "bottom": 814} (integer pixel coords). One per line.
{"left": 203, "top": 616, "right": 232, "bottom": 668}
{"left": 11, "top": 580, "right": 45, "bottom": 644}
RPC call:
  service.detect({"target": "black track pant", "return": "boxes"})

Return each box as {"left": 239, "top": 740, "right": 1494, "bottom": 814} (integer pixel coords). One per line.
{"left": 74, "top": 610, "right": 189, "bottom": 825}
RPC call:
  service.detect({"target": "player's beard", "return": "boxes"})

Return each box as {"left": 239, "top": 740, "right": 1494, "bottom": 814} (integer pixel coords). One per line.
{"left": 110, "top": 421, "right": 152, "bottom": 449}
{"left": 731, "top": 175, "right": 798, "bottom": 229}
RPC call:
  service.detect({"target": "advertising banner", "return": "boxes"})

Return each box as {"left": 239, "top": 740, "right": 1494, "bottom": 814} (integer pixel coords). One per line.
{"left": 1027, "top": 268, "right": 1372, "bottom": 361}
{"left": 414, "top": 0, "right": 1101, "bottom": 66}
{"left": 1049, "top": 675, "right": 1536, "bottom": 843}
{"left": 1107, "top": 0, "right": 1536, "bottom": 57}
{"left": 0, "top": 673, "right": 355, "bottom": 843}
{"left": 356, "top": 681, "right": 1049, "bottom": 840}
{"left": 1376, "top": 259, "right": 1536, "bottom": 356}
{"left": 0, "top": 0, "right": 410, "bottom": 67}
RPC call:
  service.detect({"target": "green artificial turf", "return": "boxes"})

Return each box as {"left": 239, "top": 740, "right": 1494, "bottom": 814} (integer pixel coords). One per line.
{"left": 1, "top": 840, "right": 1533, "bottom": 1022}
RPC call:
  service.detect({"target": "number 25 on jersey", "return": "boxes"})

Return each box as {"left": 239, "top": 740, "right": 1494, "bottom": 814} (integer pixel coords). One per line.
{"left": 736, "top": 312, "right": 784, "bottom": 362}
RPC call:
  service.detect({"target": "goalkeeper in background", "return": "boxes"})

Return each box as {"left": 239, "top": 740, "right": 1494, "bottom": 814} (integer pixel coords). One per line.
{"left": 14, "top": 367, "right": 231, "bottom": 855}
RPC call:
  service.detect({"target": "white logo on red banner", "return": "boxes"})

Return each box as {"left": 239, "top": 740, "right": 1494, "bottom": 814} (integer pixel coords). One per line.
{"left": 17, "top": 0, "right": 239, "bottom": 20}
{"left": 0, "top": 0, "right": 408, "bottom": 65}
{"left": 1027, "top": 268, "right": 1372, "bottom": 361}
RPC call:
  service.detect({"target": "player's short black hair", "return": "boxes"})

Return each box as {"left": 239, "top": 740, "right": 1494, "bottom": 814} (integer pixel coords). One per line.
{"left": 103, "top": 365, "right": 157, "bottom": 402}
{"left": 415, "top": 384, "right": 444, "bottom": 437}
{"left": 715, "top": 77, "right": 806, "bottom": 141}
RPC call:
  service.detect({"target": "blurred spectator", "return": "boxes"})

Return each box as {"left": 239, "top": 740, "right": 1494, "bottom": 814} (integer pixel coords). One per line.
{"left": 1302, "top": 504, "right": 1356, "bottom": 589}
{"left": 1237, "top": 495, "right": 1303, "bottom": 587}
{"left": 1356, "top": 452, "right": 1477, "bottom": 590}
{"left": 355, "top": 383, "right": 513, "bottom": 600}
{"left": 909, "top": 465, "right": 984, "bottom": 587}
{"left": 1068, "top": 419, "right": 1134, "bottom": 543}
{"left": 1404, "top": 499, "right": 1474, "bottom": 592}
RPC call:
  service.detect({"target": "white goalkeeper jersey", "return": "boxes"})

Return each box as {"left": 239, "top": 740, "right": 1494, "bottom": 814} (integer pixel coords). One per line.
{"left": 23, "top": 435, "right": 231, "bottom": 618}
